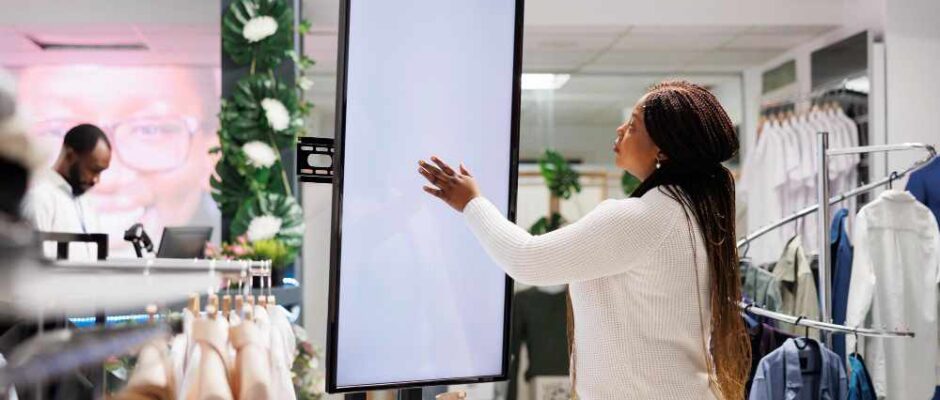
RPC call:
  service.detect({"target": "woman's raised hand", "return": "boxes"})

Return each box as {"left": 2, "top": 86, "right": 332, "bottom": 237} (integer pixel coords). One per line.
{"left": 417, "top": 156, "right": 480, "bottom": 212}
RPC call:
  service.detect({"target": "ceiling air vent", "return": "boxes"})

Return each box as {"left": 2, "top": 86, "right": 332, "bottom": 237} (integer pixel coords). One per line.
{"left": 27, "top": 35, "right": 148, "bottom": 51}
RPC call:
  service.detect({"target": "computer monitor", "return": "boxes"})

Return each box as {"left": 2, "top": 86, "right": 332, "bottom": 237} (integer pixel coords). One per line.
{"left": 156, "top": 226, "right": 212, "bottom": 259}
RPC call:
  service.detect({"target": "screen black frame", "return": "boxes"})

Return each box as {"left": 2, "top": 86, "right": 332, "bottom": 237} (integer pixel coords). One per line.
{"left": 325, "top": 0, "right": 524, "bottom": 393}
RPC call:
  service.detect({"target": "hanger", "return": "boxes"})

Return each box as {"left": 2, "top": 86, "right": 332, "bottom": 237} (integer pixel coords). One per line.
{"left": 244, "top": 264, "right": 256, "bottom": 309}
{"left": 222, "top": 295, "right": 232, "bottom": 320}
{"left": 208, "top": 294, "right": 219, "bottom": 319}
{"left": 188, "top": 294, "right": 200, "bottom": 318}
{"left": 741, "top": 240, "right": 752, "bottom": 260}
{"left": 267, "top": 266, "right": 276, "bottom": 306}
{"left": 853, "top": 331, "right": 860, "bottom": 356}
{"left": 792, "top": 316, "right": 821, "bottom": 375}
{"left": 234, "top": 295, "right": 244, "bottom": 317}
{"left": 146, "top": 304, "right": 158, "bottom": 324}
{"left": 258, "top": 269, "right": 268, "bottom": 308}
{"left": 888, "top": 171, "right": 900, "bottom": 189}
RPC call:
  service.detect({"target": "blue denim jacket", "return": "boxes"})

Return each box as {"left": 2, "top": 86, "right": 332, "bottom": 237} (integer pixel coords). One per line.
{"left": 750, "top": 339, "right": 848, "bottom": 400}
{"left": 830, "top": 208, "right": 853, "bottom": 361}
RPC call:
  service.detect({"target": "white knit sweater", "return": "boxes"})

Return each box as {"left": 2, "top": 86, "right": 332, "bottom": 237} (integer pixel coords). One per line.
{"left": 463, "top": 187, "right": 717, "bottom": 400}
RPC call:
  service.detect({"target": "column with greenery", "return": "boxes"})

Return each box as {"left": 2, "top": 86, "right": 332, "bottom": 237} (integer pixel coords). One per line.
{"left": 209, "top": 0, "right": 316, "bottom": 279}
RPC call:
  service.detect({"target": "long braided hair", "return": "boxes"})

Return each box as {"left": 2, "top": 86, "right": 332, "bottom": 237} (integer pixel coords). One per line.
{"left": 636, "top": 80, "right": 749, "bottom": 398}
{"left": 566, "top": 80, "right": 749, "bottom": 399}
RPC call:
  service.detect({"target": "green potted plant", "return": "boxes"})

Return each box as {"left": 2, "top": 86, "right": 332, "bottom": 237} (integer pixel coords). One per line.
{"left": 529, "top": 149, "right": 581, "bottom": 234}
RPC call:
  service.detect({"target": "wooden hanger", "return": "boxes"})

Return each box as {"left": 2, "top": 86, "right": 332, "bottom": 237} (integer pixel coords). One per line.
{"left": 188, "top": 294, "right": 201, "bottom": 317}
{"left": 146, "top": 304, "right": 158, "bottom": 324}
{"left": 235, "top": 295, "right": 244, "bottom": 316}
{"left": 222, "top": 295, "right": 232, "bottom": 319}
{"left": 208, "top": 294, "right": 219, "bottom": 319}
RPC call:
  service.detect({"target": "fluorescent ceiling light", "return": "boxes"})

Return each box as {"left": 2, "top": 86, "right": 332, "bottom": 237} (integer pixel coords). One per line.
{"left": 844, "top": 76, "right": 870, "bottom": 94}
{"left": 521, "top": 73, "right": 570, "bottom": 91}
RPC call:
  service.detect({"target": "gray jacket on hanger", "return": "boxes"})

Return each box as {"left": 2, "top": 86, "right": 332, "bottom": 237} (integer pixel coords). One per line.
{"left": 750, "top": 338, "right": 847, "bottom": 400}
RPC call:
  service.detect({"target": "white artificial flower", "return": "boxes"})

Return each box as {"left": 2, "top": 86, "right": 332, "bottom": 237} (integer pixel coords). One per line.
{"left": 242, "top": 16, "right": 278, "bottom": 43}
{"left": 242, "top": 140, "right": 277, "bottom": 168}
{"left": 298, "top": 77, "right": 314, "bottom": 91}
{"left": 260, "top": 98, "right": 290, "bottom": 131}
{"left": 247, "top": 214, "right": 282, "bottom": 242}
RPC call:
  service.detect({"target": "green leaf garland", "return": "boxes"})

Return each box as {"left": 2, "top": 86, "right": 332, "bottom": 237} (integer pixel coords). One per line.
{"left": 230, "top": 192, "right": 304, "bottom": 250}
{"left": 222, "top": 0, "right": 293, "bottom": 71}
{"left": 224, "top": 74, "right": 302, "bottom": 148}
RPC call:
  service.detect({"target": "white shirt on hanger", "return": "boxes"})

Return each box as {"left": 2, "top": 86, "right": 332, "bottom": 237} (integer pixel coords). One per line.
{"left": 845, "top": 190, "right": 940, "bottom": 400}
{"left": 740, "top": 121, "right": 789, "bottom": 264}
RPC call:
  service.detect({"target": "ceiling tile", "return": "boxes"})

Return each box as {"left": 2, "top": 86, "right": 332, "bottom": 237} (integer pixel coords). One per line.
{"left": 612, "top": 33, "right": 733, "bottom": 51}
{"left": 723, "top": 33, "right": 818, "bottom": 50}
{"left": 628, "top": 25, "right": 749, "bottom": 36}
{"left": 525, "top": 33, "right": 618, "bottom": 53}
{"left": 746, "top": 25, "right": 836, "bottom": 35}
{"left": 684, "top": 49, "right": 781, "bottom": 68}
{"left": 522, "top": 49, "right": 597, "bottom": 72}
{"left": 586, "top": 49, "right": 702, "bottom": 71}
{"left": 524, "top": 26, "right": 627, "bottom": 36}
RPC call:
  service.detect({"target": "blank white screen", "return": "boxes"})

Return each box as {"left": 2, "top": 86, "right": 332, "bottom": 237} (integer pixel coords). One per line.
{"left": 334, "top": 0, "right": 517, "bottom": 389}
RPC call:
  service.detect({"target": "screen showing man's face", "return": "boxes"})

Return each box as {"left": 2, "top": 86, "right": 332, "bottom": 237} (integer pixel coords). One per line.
{"left": 16, "top": 65, "right": 221, "bottom": 254}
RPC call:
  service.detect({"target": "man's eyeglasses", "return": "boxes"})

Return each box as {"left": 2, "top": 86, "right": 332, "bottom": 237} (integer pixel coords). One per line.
{"left": 32, "top": 116, "right": 201, "bottom": 173}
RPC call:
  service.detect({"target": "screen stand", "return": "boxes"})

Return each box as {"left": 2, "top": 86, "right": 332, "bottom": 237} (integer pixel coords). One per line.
{"left": 398, "top": 388, "right": 423, "bottom": 400}
{"left": 344, "top": 394, "right": 366, "bottom": 400}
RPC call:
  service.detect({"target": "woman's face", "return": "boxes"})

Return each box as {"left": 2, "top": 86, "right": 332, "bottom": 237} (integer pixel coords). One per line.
{"left": 614, "top": 94, "right": 660, "bottom": 180}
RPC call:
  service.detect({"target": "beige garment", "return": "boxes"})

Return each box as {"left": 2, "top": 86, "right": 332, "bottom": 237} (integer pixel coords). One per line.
{"left": 772, "top": 235, "right": 820, "bottom": 339}
{"left": 230, "top": 321, "right": 272, "bottom": 400}
{"left": 184, "top": 318, "right": 234, "bottom": 400}
{"left": 113, "top": 340, "right": 175, "bottom": 400}
{"left": 267, "top": 305, "right": 296, "bottom": 367}
{"left": 265, "top": 305, "right": 296, "bottom": 399}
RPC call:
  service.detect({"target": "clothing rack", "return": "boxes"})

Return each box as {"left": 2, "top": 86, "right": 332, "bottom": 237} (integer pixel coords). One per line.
{"left": 760, "top": 74, "right": 868, "bottom": 111}
{"left": 739, "top": 302, "right": 914, "bottom": 338}
{"left": 738, "top": 138, "right": 936, "bottom": 340}
{"left": 0, "top": 257, "right": 275, "bottom": 318}
{"left": 737, "top": 142, "right": 937, "bottom": 249}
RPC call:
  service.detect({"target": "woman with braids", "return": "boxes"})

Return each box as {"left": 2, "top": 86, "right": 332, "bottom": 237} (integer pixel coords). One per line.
{"left": 418, "top": 80, "right": 749, "bottom": 399}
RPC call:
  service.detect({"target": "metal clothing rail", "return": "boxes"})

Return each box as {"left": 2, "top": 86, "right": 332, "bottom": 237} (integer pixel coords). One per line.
{"left": 51, "top": 258, "right": 273, "bottom": 275}
{"left": 738, "top": 139, "right": 936, "bottom": 343}
{"left": 737, "top": 142, "right": 937, "bottom": 249}
{"left": 739, "top": 301, "right": 915, "bottom": 338}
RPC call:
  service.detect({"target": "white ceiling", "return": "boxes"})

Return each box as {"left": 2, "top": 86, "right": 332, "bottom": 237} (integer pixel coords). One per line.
{"left": 0, "top": 0, "right": 843, "bottom": 164}
{"left": 0, "top": 23, "right": 220, "bottom": 67}
{"left": 305, "top": 24, "right": 833, "bottom": 75}
{"left": 0, "top": 0, "right": 837, "bottom": 71}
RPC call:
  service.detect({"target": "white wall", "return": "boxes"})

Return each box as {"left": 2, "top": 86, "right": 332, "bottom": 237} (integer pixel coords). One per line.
{"left": 739, "top": 0, "right": 939, "bottom": 181}
{"left": 883, "top": 0, "right": 940, "bottom": 178}
{"left": 740, "top": 22, "right": 880, "bottom": 166}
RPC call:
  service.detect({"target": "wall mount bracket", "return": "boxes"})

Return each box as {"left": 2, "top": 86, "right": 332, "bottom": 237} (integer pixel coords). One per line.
{"left": 296, "top": 137, "right": 335, "bottom": 184}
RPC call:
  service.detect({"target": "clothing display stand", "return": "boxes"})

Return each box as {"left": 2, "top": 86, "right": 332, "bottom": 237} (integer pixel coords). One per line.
{"left": 816, "top": 132, "right": 833, "bottom": 344}
{"left": 0, "top": 255, "right": 274, "bottom": 399}
{"left": 739, "top": 135, "right": 936, "bottom": 338}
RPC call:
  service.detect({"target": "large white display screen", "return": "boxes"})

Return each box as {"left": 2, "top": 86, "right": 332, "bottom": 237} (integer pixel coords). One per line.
{"left": 328, "top": 0, "right": 521, "bottom": 392}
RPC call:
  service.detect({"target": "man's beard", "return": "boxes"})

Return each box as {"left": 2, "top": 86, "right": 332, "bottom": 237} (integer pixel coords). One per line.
{"left": 66, "top": 163, "right": 88, "bottom": 197}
